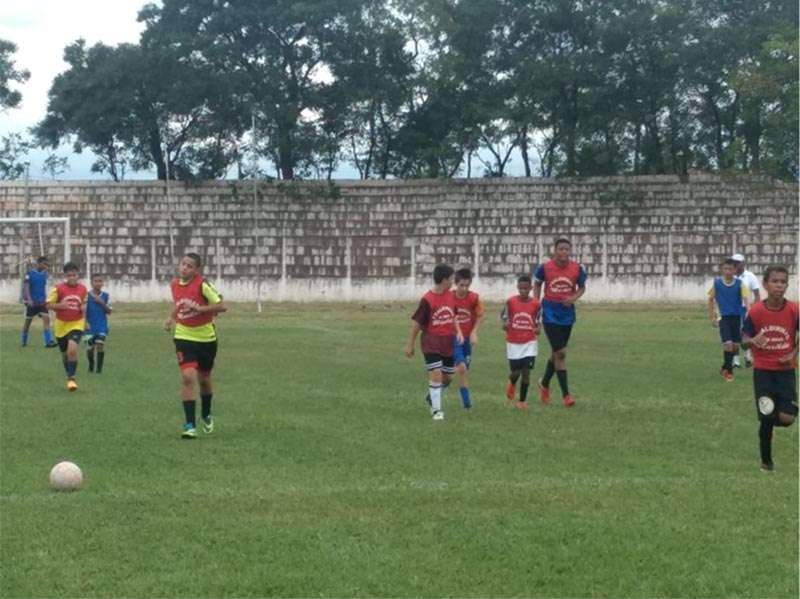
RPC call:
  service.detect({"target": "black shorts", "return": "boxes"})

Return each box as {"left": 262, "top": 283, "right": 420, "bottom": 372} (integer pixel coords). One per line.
{"left": 424, "top": 353, "right": 455, "bottom": 374}
{"left": 544, "top": 323, "right": 573, "bottom": 352}
{"left": 509, "top": 356, "right": 536, "bottom": 372}
{"left": 85, "top": 333, "right": 107, "bottom": 348}
{"left": 174, "top": 339, "right": 218, "bottom": 374}
{"left": 24, "top": 304, "right": 48, "bottom": 319}
{"left": 753, "top": 369, "right": 798, "bottom": 421}
{"left": 718, "top": 315, "right": 742, "bottom": 344}
{"left": 57, "top": 330, "right": 84, "bottom": 352}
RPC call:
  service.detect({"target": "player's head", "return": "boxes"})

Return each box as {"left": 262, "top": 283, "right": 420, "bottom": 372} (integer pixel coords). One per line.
{"left": 454, "top": 268, "right": 473, "bottom": 295}
{"left": 554, "top": 238, "right": 571, "bottom": 263}
{"left": 722, "top": 258, "right": 737, "bottom": 279}
{"left": 35, "top": 256, "right": 49, "bottom": 271}
{"left": 178, "top": 253, "right": 202, "bottom": 281}
{"left": 517, "top": 274, "right": 532, "bottom": 298}
{"left": 90, "top": 273, "right": 104, "bottom": 291}
{"left": 762, "top": 265, "right": 788, "bottom": 299}
{"left": 63, "top": 262, "right": 79, "bottom": 285}
{"left": 432, "top": 264, "right": 455, "bottom": 285}
{"left": 730, "top": 253, "right": 745, "bottom": 274}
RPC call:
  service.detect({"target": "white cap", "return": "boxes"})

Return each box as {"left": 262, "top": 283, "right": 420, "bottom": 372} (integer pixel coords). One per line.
{"left": 731, "top": 253, "right": 745, "bottom": 262}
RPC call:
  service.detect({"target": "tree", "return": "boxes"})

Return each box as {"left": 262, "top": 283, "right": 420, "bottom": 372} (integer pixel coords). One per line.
{"left": 0, "top": 133, "right": 31, "bottom": 180}
{"left": 41, "top": 154, "right": 70, "bottom": 179}
{"left": 0, "top": 39, "right": 30, "bottom": 111}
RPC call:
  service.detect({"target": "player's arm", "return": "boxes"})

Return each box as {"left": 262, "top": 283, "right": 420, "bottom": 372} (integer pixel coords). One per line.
{"left": 22, "top": 276, "right": 32, "bottom": 305}
{"left": 563, "top": 266, "right": 588, "bottom": 306}
{"left": 535, "top": 304, "right": 542, "bottom": 335}
{"left": 406, "top": 299, "right": 428, "bottom": 357}
{"left": 454, "top": 317, "right": 464, "bottom": 345}
{"left": 532, "top": 265, "right": 544, "bottom": 300}
{"left": 405, "top": 321, "right": 421, "bottom": 358}
{"left": 470, "top": 299, "right": 484, "bottom": 345}
{"left": 707, "top": 287, "right": 718, "bottom": 326}
{"left": 91, "top": 292, "right": 113, "bottom": 314}
{"left": 163, "top": 304, "right": 178, "bottom": 331}
{"left": 196, "top": 281, "right": 227, "bottom": 315}
{"left": 45, "top": 287, "right": 65, "bottom": 311}
{"left": 500, "top": 301, "right": 509, "bottom": 331}
{"left": 740, "top": 315, "right": 765, "bottom": 349}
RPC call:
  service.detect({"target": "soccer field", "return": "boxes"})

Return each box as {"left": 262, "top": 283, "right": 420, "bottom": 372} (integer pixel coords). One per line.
{"left": 0, "top": 302, "right": 797, "bottom": 598}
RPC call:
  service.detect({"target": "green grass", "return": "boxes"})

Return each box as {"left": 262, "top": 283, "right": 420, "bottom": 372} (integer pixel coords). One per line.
{"left": 0, "top": 302, "right": 797, "bottom": 598}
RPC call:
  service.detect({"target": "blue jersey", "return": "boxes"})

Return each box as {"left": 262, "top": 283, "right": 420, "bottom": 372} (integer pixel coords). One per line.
{"left": 85, "top": 291, "right": 111, "bottom": 335}
{"left": 24, "top": 269, "right": 48, "bottom": 304}
{"left": 708, "top": 277, "right": 747, "bottom": 317}
{"left": 533, "top": 261, "right": 588, "bottom": 326}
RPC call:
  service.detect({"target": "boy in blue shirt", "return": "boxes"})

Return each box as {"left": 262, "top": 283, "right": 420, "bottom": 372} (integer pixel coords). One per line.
{"left": 84, "top": 274, "right": 112, "bottom": 373}
{"left": 21, "top": 256, "right": 58, "bottom": 348}
{"left": 707, "top": 259, "right": 749, "bottom": 381}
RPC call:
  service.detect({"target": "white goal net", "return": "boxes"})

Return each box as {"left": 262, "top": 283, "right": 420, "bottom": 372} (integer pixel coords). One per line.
{"left": 0, "top": 218, "right": 71, "bottom": 303}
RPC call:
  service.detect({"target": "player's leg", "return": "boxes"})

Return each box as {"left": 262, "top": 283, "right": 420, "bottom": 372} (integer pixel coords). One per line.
{"left": 455, "top": 338, "right": 471, "bottom": 409}
{"left": 64, "top": 331, "right": 81, "bottom": 391}
{"left": 517, "top": 365, "right": 531, "bottom": 409}
{"left": 197, "top": 341, "right": 218, "bottom": 433}
{"left": 57, "top": 336, "right": 70, "bottom": 377}
{"left": 40, "top": 310, "right": 55, "bottom": 347}
{"left": 175, "top": 340, "right": 200, "bottom": 438}
{"left": 21, "top": 304, "right": 34, "bottom": 346}
{"left": 441, "top": 357, "right": 455, "bottom": 407}
{"left": 507, "top": 361, "right": 521, "bottom": 401}
{"left": 544, "top": 325, "right": 574, "bottom": 405}
{"left": 719, "top": 317, "right": 736, "bottom": 379}
{"left": 424, "top": 354, "right": 445, "bottom": 419}
{"left": 95, "top": 335, "right": 106, "bottom": 373}
{"left": 85, "top": 335, "right": 95, "bottom": 372}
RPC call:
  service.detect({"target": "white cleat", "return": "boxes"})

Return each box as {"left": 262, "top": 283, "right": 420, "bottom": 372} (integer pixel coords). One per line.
{"left": 432, "top": 411, "right": 444, "bottom": 421}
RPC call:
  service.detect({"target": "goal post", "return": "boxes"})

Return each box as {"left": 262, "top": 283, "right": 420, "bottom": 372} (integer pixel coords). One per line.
{"left": 0, "top": 217, "right": 71, "bottom": 284}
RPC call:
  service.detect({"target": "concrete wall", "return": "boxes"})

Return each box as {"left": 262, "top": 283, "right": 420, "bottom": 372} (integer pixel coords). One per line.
{"left": 1, "top": 176, "right": 796, "bottom": 302}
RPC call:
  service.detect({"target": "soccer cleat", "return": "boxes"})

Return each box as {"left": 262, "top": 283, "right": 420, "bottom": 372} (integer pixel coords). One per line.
{"left": 760, "top": 461, "right": 774, "bottom": 472}
{"left": 505, "top": 381, "right": 515, "bottom": 400}
{"left": 745, "top": 358, "right": 753, "bottom": 369}
{"left": 46, "top": 341, "right": 58, "bottom": 348}
{"left": 432, "top": 411, "right": 444, "bottom": 421}
{"left": 563, "top": 395, "right": 575, "bottom": 407}
{"left": 66, "top": 380, "right": 78, "bottom": 392}
{"left": 538, "top": 379, "right": 551, "bottom": 404}
{"left": 517, "top": 401, "right": 528, "bottom": 410}
{"left": 202, "top": 416, "right": 214, "bottom": 434}
{"left": 720, "top": 368, "right": 734, "bottom": 382}
{"left": 181, "top": 423, "right": 197, "bottom": 439}
{"left": 732, "top": 357, "right": 741, "bottom": 369}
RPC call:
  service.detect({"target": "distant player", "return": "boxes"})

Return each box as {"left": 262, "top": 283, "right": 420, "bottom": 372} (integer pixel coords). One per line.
{"left": 21, "top": 256, "right": 57, "bottom": 348}
{"left": 533, "top": 238, "right": 587, "bottom": 407}
{"left": 405, "top": 264, "right": 464, "bottom": 421}
{"left": 707, "top": 258, "right": 748, "bottom": 382}
{"left": 84, "top": 274, "right": 112, "bottom": 374}
{"left": 501, "top": 275, "right": 542, "bottom": 410}
{"left": 163, "top": 253, "right": 228, "bottom": 439}
{"left": 731, "top": 253, "right": 760, "bottom": 368}
{"left": 452, "top": 268, "right": 484, "bottom": 410}
{"left": 741, "top": 266, "right": 798, "bottom": 472}
{"left": 45, "top": 262, "right": 88, "bottom": 391}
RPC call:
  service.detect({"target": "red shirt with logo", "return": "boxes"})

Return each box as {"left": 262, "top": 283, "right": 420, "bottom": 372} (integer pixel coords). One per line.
{"left": 170, "top": 276, "right": 215, "bottom": 328}
{"left": 453, "top": 290, "right": 483, "bottom": 337}
{"left": 743, "top": 300, "right": 799, "bottom": 371}
{"left": 54, "top": 282, "right": 87, "bottom": 322}
{"left": 504, "top": 296, "right": 541, "bottom": 344}
{"left": 412, "top": 290, "right": 457, "bottom": 355}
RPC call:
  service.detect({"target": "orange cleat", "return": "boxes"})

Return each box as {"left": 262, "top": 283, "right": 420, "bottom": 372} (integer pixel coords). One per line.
{"left": 67, "top": 380, "right": 78, "bottom": 392}
{"left": 517, "top": 401, "right": 528, "bottom": 410}
{"left": 563, "top": 395, "right": 575, "bottom": 407}
{"left": 506, "top": 381, "right": 515, "bottom": 400}
{"left": 720, "top": 368, "right": 734, "bottom": 382}
{"left": 538, "top": 379, "right": 551, "bottom": 404}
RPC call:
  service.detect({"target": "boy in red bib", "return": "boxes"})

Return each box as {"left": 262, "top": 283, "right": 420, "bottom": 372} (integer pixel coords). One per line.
{"left": 501, "top": 275, "right": 542, "bottom": 409}
{"left": 452, "top": 268, "right": 484, "bottom": 409}
{"left": 163, "top": 253, "right": 228, "bottom": 439}
{"left": 45, "top": 262, "right": 87, "bottom": 391}
{"left": 741, "top": 266, "right": 798, "bottom": 472}
{"left": 405, "top": 264, "right": 464, "bottom": 421}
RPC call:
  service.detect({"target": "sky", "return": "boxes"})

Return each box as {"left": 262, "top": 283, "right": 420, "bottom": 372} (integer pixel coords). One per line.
{"left": 0, "top": 1, "right": 528, "bottom": 181}
{"left": 0, "top": 0, "right": 153, "bottom": 180}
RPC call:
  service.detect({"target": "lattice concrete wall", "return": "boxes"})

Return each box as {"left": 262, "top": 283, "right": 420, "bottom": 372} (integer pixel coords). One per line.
{"left": 0, "top": 176, "right": 796, "bottom": 302}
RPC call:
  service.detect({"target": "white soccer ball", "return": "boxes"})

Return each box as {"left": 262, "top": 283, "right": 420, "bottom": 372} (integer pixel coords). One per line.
{"left": 49, "top": 461, "right": 83, "bottom": 492}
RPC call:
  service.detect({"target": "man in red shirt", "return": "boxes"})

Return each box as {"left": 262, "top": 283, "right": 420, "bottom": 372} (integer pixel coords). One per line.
{"left": 741, "top": 266, "right": 798, "bottom": 472}
{"left": 452, "top": 268, "right": 484, "bottom": 410}
{"left": 405, "top": 264, "right": 464, "bottom": 421}
{"left": 501, "top": 275, "right": 542, "bottom": 410}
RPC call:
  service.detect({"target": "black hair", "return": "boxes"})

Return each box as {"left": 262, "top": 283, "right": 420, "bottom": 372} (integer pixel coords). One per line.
{"left": 184, "top": 252, "right": 203, "bottom": 268}
{"left": 433, "top": 264, "right": 455, "bottom": 284}
{"left": 723, "top": 258, "right": 738, "bottom": 266}
{"left": 90, "top": 273, "right": 103, "bottom": 280}
{"left": 455, "top": 268, "right": 473, "bottom": 283}
{"left": 763, "top": 265, "right": 789, "bottom": 283}
{"left": 517, "top": 274, "right": 532, "bottom": 284}
{"left": 63, "top": 261, "right": 79, "bottom": 273}
{"left": 554, "top": 238, "right": 571, "bottom": 248}
{"left": 36, "top": 256, "right": 48, "bottom": 264}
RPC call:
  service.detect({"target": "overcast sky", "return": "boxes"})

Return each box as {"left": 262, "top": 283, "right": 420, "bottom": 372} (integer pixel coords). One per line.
{"left": 0, "top": 0, "right": 150, "bottom": 180}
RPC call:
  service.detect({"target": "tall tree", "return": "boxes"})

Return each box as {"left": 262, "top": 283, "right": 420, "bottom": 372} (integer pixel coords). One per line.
{"left": 0, "top": 39, "right": 30, "bottom": 111}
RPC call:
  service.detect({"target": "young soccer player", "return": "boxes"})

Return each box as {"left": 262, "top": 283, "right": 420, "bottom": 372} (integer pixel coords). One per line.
{"left": 502, "top": 275, "right": 542, "bottom": 410}
{"left": 84, "top": 274, "right": 112, "bottom": 373}
{"left": 21, "top": 256, "right": 58, "bottom": 348}
{"left": 731, "top": 253, "right": 760, "bottom": 368}
{"left": 45, "top": 262, "right": 88, "bottom": 391}
{"left": 740, "top": 266, "right": 798, "bottom": 472}
{"left": 533, "top": 238, "right": 587, "bottom": 407}
{"left": 163, "top": 253, "right": 228, "bottom": 439}
{"left": 707, "top": 258, "right": 749, "bottom": 382}
{"left": 452, "top": 268, "right": 484, "bottom": 409}
{"left": 405, "top": 264, "right": 464, "bottom": 421}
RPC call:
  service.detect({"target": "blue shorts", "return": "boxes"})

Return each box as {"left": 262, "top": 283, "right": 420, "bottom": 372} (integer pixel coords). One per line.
{"left": 718, "top": 315, "right": 742, "bottom": 344}
{"left": 453, "top": 337, "right": 472, "bottom": 367}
